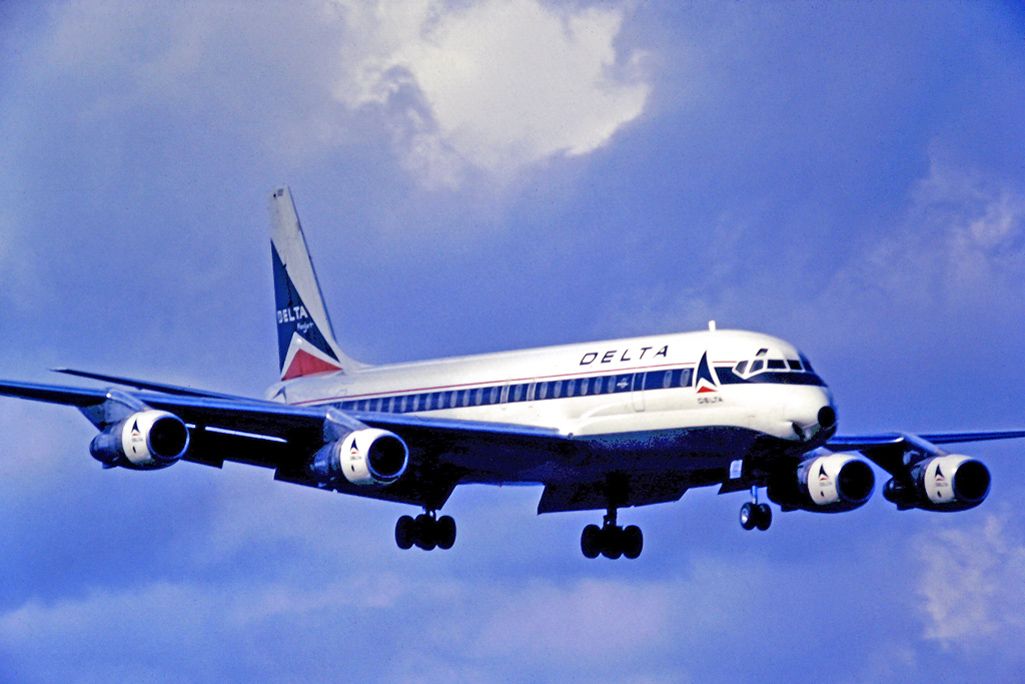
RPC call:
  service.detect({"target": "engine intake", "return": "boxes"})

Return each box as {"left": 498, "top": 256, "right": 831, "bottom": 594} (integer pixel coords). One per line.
{"left": 310, "top": 428, "right": 409, "bottom": 486}
{"left": 884, "top": 455, "right": 990, "bottom": 512}
{"left": 768, "top": 453, "right": 875, "bottom": 513}
{"left": 89, "top": 410, "right": 190, "bottom": 470}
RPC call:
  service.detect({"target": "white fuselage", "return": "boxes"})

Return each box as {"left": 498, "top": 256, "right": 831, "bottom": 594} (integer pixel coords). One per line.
{"left": 267, "top": 329, "right": 835, "bottom": 453}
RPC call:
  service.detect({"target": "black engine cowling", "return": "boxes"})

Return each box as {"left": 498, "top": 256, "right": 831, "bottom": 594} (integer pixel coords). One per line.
{"left": 883, "top": 454, "right": 990, "bottom": 512}
{"left": 768, "top": 453, "right": 875, "bottom": 513}
{"left": 309, "top": 428, "right": 409, "bottom": 486}
{"left": 89, "top": 410, "right": 190, "bottom": 470}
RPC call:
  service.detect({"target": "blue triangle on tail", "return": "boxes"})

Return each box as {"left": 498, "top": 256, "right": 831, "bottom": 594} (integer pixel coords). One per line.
{"left": 272, "top": 244, "right": 339, "bottom": 369}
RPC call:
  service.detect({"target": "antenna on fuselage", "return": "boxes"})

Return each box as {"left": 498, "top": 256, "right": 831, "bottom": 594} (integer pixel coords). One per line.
{"left": 708, "top": 320, "right": 717, "bottom": 331}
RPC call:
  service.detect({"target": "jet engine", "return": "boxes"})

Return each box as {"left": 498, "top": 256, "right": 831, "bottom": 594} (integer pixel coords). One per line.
{"left": 768, "top": 453, "right": 875, "bottom": 512}
{"left": 89, "top": 410, "right": 190, "bottom": 470}
{"left": 310, "top": 428, "right": 409, "bottom": 486}
{"left": 883, "top": 454, "right": 990, "bottom": 512}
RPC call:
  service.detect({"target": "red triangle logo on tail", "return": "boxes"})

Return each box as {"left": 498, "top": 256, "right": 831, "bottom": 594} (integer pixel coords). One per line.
{"left": 282, "top": 348, "right": 343, "bottom": 381}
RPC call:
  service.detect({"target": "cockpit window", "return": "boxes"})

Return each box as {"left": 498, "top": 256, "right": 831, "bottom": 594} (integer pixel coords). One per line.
{"left": 729, "top": 348, "right": 823, "bottom": 385}
{"left": 735, "top": 349, "right": 815, "bottom": 378}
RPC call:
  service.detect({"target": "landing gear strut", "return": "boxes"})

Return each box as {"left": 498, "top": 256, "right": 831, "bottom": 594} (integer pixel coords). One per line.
{"left": 580, "top": 506, "right": 643, "bottom": 560}
{"left": 396, "top": 510, "right": 456, "bottom": 551}
{"left": 739, "top": 487, "right": 772, "bottom": 531}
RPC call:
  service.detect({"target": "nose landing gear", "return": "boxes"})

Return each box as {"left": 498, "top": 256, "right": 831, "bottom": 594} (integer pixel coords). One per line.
{"left": 580, "top": 507, "right": 643, "bottom": 560}
{"left": 739, "top": 487, "right": 772, "bottom": 531}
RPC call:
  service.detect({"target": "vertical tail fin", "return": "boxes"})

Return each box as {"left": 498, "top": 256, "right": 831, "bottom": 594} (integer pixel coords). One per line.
{"left": 270, "top": 187, "right": 361, "bottom": 380}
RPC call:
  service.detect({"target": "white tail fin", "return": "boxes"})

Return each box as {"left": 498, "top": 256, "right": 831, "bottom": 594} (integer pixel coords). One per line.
{"left": 270, "top": 187, "right": 362, "bottom": 380}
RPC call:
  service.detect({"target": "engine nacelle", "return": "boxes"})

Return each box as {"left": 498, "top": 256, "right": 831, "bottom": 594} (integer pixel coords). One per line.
{"left": 768, "top": 453, "right": 875, "bottom": 513}
{"left": 883, "top": 454, "right": 990, "bottom": 512}
{"left": 89, "top": 410, "right": 190, "bottom": 470}
{"left": 310, "top": 428, "right": 409, "bottom": 486}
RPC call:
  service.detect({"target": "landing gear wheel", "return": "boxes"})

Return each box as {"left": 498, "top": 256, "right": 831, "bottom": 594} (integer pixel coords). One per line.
{"left": 581, "top": 524, "right": 602, "bottom": 559}
{"left": 740, "top": 502, "right": 757, "bottom": 531}
{"left": 600, "top": 525, "right": 623, "bottom": 559}
{"left": 414, "top": 513, "right": 437, "bottom": 550}
{"left": 581, "top": 502, "right": 643, "bottom": 560}
{"left": 755, "top": 503, "right": 772, "bottom": 531}
{"left": 436, "top": 515, "right": 457, "bottom": 550}
{"left": 622, "top": 525, "right": 643, "bottom": 560}
{"left": 395, "top": 515, "right": 415, "bottom": 550}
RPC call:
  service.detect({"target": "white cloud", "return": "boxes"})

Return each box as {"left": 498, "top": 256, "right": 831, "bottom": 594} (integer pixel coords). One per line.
{"left": 331, "top": 0, "right": 650, "bottom": 186}
{"left": 913, "top": 512, "right": 1025, "bottom": 649}
{"left": 471, "top": 578, "right": 672, "bottom": 661}
{"left": 828, "top": 155, "right": 1025, "bottom": 311}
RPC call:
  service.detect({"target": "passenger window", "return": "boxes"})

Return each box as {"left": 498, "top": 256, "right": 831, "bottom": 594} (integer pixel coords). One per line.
{"left": 538, "top": 383, "right": 548, "bottom": 400}
{"left": 566, "top": 380, "right": 575, "bottom": 397}
{"left": 474, "top": 388, "right": 483, "bottom": 405}
{"left": 679, "top": 369, "right": 693, "bottom": 387}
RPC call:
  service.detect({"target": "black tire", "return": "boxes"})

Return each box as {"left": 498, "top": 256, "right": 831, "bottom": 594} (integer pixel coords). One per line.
{"left": 755, "top": 503, "right": 772, "bottom": 531}
{"left": 600, "top": 526, "right": 623, "bottom": 560}
{"left": 581, "top": 524, "right": 602, "bottom": 558}
{"left": 622, "top": 525, "right": 643, "bottom": 560}
{"left": 740, "top": 502, "right": 757, "bottom": 530}
{"left": 414, "top": 514, "right": 436, "bottom": 550}
{"left": 436, "top": 515, "right": 457, "bottom": 550}
{"left": 395, "top": 515, "right": 415, "bottom": 550}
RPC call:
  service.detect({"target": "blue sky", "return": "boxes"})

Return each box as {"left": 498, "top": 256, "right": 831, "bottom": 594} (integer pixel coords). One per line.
{"left": 2, "top": 1, "right": 1025, "bottom": 681}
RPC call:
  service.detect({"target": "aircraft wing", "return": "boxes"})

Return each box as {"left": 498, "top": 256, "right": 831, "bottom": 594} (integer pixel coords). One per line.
{"left": 0, "top": 379, "right": 571, "bottom": 509}
{"left": 827, "top": 430, "right": 1025, "bottom": 475}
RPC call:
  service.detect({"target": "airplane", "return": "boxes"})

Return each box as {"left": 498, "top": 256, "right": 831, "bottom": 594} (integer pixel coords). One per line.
{"left": 1, "top": 186, "right": 1022, "bottom": 560}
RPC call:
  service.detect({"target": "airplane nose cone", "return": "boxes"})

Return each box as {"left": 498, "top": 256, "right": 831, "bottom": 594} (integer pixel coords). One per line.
{"left": 818, "top": 405, "right": 837, "bottom": 429}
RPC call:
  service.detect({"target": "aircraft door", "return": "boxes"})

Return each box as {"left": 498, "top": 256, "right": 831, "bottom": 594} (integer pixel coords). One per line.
{"left": 631, "top": 372, "right": 646, "bottom": 412}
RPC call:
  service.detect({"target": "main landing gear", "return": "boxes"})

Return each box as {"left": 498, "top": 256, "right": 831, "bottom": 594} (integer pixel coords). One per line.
{"left": 580, "top": 507, "right": 643, "bottom": 560}
{"left": 395, "top": 510, "right": 456, "bottom": 551}
{"left": 739, "top": 487, "right": 772, "bottom": 531}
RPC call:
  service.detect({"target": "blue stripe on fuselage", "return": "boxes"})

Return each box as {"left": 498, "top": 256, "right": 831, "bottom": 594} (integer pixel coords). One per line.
{"left": 320, "top": 365, "right": 825, "bottom": 414}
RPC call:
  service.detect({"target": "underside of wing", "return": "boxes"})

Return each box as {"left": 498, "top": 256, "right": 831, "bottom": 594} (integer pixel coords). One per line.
{"left": 538, "top": 473, "right": 692, "bottom": 514}
{"left": 828, "top": 430, "right": 1025, "bottom": 475}
{"left": 0, "top": 379, "right": 578, "bottom": 509}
